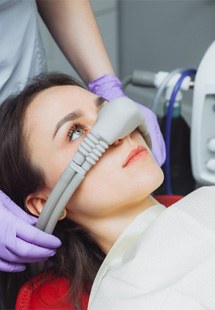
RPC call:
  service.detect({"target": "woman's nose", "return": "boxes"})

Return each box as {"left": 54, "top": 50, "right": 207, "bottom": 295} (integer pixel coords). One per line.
{"left": 112, "top": 134, "right": 130, "bottom": 146}
{"left": 112, "top": 138, "right": 123, "bottom": 146}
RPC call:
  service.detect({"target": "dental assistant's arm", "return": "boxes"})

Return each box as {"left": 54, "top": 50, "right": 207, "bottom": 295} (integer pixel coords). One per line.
{"left": 36, "top": 0, "right": 114, "bottom": 83}
{"left": 36, "top": 0, "right": 166, "bottom": 166}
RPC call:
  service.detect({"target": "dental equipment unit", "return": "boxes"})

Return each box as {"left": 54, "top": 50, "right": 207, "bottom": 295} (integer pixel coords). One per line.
{"left": 191, "top": 41, "right": 215, "bottom": 185}
{"left": 122, "top": 42, "right": 215, "bottom": 188}
{"left": 36, "top": 97, "right": 151, "bottom": 234}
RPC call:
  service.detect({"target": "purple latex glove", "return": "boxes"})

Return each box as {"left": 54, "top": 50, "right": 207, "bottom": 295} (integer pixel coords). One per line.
{"left": 0, "top": 190, "right": 61, "bottom": 272}
{"left": 88, "top": 74, "right": 166, "bottom": 166}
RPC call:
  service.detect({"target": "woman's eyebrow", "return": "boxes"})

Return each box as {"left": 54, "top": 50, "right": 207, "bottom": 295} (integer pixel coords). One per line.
{"left": 53, "top": 97, "right": 106, "bottom": 139}
{"left": 53, "top": 110, "right": 82, "bottom": 139}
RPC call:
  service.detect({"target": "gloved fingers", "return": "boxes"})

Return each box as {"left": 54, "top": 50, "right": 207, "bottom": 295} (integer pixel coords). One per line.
{"left": 136, "top": 103, "right": 166, "bottom": 166}
{"left": 15, "top": 218, "right": 61, "bottom": 249}
{"left": 88, "top": 73, "right": 166, "bottom": 165}
{"left": 0, "top": 190, "right": 37, "bottom": 225}
{"left": 4, "top": 237, "right": 56, "bottom": 264}
{"left": 0, "top": 258, "right": 26, "bottom": 273}
{"left": 3, "top": 218, "right": 59, "bottom": 264}
{"left": 88, "top": 74, "right": 125, "bottom": 101}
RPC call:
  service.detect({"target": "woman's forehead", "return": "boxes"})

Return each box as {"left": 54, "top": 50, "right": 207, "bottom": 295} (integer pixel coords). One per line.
{"left": 31, "top": 85, "right": 96, "bottom": 108}
{"left": 24, "top": 85, "right": 102, "bottom": 136}
{"left": 27, "top": 85, "right": 106, "bottom": 120}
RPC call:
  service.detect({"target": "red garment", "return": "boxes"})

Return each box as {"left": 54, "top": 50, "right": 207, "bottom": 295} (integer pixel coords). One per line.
{"left": 155, "top": 195, "right": 183, "bottom": 207}
{"left": 16, "top": 272, "right": 89, "bottom": 310}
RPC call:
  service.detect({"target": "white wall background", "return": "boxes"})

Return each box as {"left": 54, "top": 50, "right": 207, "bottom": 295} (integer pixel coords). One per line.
{"left": 119, "top": 0, "right": 215, "bottom": 77}
{"left": 118, "top": 0, "right": 215, "bottom": 124}
{"left": 39, "top": 0, "right": 215, "bottom": 123}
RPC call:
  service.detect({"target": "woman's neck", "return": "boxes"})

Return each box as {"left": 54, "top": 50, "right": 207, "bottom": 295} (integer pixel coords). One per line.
{"left": 89, "top": 195, "right": 159, "bottom": 254}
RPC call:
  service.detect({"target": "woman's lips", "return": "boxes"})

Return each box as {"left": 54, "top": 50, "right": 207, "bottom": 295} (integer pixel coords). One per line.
{"left": 122, "top": 145, "right": 148, "bottom": 168}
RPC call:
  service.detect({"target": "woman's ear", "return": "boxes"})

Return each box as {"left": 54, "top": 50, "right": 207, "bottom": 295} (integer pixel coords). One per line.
{"left": 25, "top": 188, "right": 67, "bottom": 221}
{"left": 25, "top": 189, "right": 50, "bottom": 217}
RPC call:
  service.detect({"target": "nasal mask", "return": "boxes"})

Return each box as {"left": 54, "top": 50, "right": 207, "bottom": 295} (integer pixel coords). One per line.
{"left": 36, "top": 97, "right": 151, "bottom": 233}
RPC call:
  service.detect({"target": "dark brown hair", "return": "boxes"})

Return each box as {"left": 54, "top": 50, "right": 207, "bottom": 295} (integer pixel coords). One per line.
{"left": 0, "top": 73, "right": 105, "bottom": 309}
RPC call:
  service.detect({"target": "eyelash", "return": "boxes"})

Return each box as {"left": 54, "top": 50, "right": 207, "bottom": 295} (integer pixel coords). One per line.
{"left": 67, "top": 123, "right": 88, "bottom": 142}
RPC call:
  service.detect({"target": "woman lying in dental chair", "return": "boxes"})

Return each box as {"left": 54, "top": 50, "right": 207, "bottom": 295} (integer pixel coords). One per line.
{"left": 0, "top": 73, "right": 214, "bottom": 310}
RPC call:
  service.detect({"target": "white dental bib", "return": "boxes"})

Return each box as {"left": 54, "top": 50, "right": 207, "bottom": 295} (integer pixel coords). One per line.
{"left": 88, "top": 187, "right": 215, "bottom": 310}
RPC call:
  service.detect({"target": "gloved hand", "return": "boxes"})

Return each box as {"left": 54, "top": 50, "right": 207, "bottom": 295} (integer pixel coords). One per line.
{"left": 88, "top": 74, "right": 166, "bottom": 166}
{"left": 0, "top": 190, "right": 61, "bottom": 272}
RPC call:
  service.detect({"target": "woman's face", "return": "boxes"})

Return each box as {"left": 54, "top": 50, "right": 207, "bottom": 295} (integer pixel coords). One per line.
{"left": 24, "top": 85, "right": 163, "bottom": 225}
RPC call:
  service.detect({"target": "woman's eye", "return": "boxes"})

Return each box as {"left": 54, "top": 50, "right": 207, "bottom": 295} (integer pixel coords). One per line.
{"left": 68, "top": 124, "right": 86, "bottom": 141}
